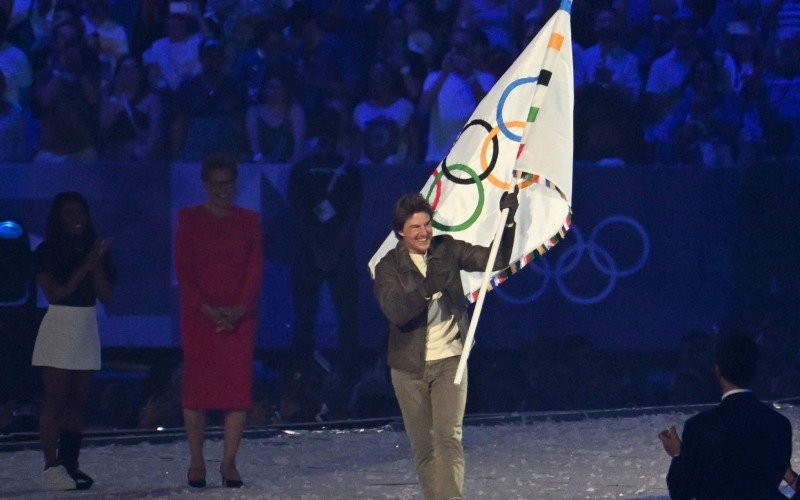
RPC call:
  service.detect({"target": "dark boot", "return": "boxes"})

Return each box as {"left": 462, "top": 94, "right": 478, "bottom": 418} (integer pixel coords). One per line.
{"left": 58, "top": 431, "right": 93, "bottom": 490}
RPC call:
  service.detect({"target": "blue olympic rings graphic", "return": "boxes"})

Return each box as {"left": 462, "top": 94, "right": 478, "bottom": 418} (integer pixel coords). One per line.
{"left": 495, "top": 215, "right": 650, "bottom": 305}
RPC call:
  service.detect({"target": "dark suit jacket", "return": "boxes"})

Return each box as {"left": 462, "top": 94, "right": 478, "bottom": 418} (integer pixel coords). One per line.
{"left": 667, "top": 391, "right": 792, "bottom": 499}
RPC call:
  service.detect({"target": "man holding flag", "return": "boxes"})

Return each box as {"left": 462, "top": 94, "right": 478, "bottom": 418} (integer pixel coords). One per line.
{"left": 373, "top": 191, "right": 517, "bottom": 500}
{"left": 370, "top": 0, "right": 574, "bottom": 497}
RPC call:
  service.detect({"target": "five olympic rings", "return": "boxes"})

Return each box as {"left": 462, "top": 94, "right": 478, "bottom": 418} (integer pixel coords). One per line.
{"left": 429, "top": 76, "right": 543, "bottom": 232}
{"left": 494, "top": 216, "right": 650, "bottom": 305}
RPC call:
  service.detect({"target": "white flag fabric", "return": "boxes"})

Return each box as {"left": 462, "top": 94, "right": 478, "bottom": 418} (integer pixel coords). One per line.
{"left": 368, "top": 1, "right": 574, "bottom": 301}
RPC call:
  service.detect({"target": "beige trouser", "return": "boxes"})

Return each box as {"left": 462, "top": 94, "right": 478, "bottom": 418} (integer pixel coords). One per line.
{"left": 391, "top": 356, "right": 468, "bottom": 500}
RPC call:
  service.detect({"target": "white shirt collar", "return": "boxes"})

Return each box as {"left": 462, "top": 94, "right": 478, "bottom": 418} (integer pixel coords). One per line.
{"left": 721, "top": 388, "right": 750, "bottom": 401}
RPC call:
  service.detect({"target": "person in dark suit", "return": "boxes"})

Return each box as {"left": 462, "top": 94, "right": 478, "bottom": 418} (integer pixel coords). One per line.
{"left": 658, "top": 335, "right": 792, "bottom": 500}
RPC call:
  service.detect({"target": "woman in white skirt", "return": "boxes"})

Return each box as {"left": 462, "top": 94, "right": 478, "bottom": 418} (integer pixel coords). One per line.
{"left": 31, "top": 192, "right": 114, "bottom": 490}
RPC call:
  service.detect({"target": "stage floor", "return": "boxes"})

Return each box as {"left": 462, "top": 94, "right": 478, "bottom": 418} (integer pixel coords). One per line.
{"left": 2, "top": 405, "right": 800, "bottom": 499}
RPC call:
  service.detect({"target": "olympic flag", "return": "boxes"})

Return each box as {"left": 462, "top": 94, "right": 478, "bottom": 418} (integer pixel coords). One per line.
{"left": 368, "top": 1, "right": 574, "bottom": 382}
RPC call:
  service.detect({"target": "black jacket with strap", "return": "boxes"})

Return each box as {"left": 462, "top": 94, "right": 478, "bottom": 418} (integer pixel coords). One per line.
{"left": 373, "top": 225, "right": 515, "bottom": 377}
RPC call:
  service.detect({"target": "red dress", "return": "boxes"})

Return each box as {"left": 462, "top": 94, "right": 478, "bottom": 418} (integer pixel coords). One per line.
{"left": 174, "top": 205, "right": 264, "bottom": 410}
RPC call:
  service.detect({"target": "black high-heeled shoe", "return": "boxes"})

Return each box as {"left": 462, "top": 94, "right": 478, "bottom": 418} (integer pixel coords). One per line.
{"left": 187, "top": 467, "right": 206, "bottom": 488}
{"left": 220, "top": 471, "right": 243, "bottom": 488}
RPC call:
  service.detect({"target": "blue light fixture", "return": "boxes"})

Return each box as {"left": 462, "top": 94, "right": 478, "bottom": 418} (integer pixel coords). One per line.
{"left": 0, "top": 220, "right": 23, "bottom": 239}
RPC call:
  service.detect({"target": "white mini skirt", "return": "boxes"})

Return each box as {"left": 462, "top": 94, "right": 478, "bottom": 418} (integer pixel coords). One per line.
{"left": 32, "top": 305, "right": 101, "bottom": 370}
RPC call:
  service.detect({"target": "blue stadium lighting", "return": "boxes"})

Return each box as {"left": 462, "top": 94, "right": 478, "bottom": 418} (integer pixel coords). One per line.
{"left": 0, "top": 220, "right": 23, "bottom": 239}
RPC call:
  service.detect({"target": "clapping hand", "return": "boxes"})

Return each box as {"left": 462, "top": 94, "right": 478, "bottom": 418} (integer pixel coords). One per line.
{"left": 219, "top": 306, "right": 246, "bottom": 326}
{"left": 203, "top": 304, "right": 246, "bottom": 332}
{"left": 658, "top": 426, "right": 682, "bottom": 457}
{"left": 83, "top": 238, "right": 111, "bottom": 271}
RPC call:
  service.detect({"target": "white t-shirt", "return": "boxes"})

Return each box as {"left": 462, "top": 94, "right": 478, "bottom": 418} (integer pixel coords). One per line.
{"left": 409, "top": 253, "right": 463, "bottom": 361}
{"left": 142, "top": 34, "right": 202, "bottom": 91}
{"left": 645, "top": 49, "right": 688, "bottom": 95}
{"left": 353, "top": 97, "right": 414, "bottom": 131}
{"left": 82, "top": 16, "right": 129, "bottom": 68}
{"left": 423, "top": 70, "right": 495, "bottom": 163}
{"left": 0, "top": 42, "right": 32, "bottom": 105}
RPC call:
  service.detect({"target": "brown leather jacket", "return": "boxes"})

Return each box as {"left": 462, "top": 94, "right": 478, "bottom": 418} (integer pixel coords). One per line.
{"left": 373, "top": 226, "right": 515, "bottom": 377}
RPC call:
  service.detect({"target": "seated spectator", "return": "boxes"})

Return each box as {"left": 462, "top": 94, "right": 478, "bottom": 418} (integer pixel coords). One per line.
{"left": 245, "top": 73, "right": 305, "bottom": 164}
{"left": 231, "top": 19, "right": 296, "bottom": 106}
{"left": 658, "top": 335, "right": 792, "bottom": 499}
{"left": 353, "top": 62, "right": 415, "bottom": 165}
{"left": 142, "top": 1, "right": 201, "bottom": 93}
{"left": 170, "top": 37, "right": 244, "bottom": 161}
{"left": 99, "top": 54, "right": 163, "bottom": 160}
{"left": 81, "top": 0, "right": 129, "bottom": 84}
{"left": 0, "top": 70, "right": 32, "bottom": 161}
{"left": 0, "top": 9, "right": 33, "bottom": 106}
{"left": 652, "top": 56, "right": 742, "bottom": 168}
{"left": 32, "top": 18, "right": 100, "bottom": 162}
{"left": 419, "top": 27, "right": 495, "bottom": 164}
{"left": 575, "top": 9, "right": 641, "bottom": 103}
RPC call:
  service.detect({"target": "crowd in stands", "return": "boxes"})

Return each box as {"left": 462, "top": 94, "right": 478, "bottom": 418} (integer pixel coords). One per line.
{"left": 0, "top": 0, "right": 798, "bottom": 165}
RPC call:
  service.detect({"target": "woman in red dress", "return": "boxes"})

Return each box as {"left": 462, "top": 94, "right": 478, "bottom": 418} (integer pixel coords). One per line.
{"left": 174, "top": 154, "right": 264, "bottom": 488}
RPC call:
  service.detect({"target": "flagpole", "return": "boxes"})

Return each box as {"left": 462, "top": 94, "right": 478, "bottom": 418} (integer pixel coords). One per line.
{"left": 453, "top": 2, "right": 572, "bottom": 384}
{"left": 453, "top": 175, "right": 520, "bottom": 385}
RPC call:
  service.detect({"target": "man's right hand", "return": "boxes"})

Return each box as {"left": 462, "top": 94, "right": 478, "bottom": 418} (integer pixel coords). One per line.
{"left": 422, "top": 269, "right": 449, "bottom": 299}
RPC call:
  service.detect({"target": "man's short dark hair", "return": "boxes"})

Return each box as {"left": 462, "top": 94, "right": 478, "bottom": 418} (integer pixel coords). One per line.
{"left": 200, "top": 153, "right": 238, "bottom": 182}
{"left": 716, "top": 335, "right": 758, "bottom": 387}
{"left": 392, "top": 193, "right": 433, "bottom": 239}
